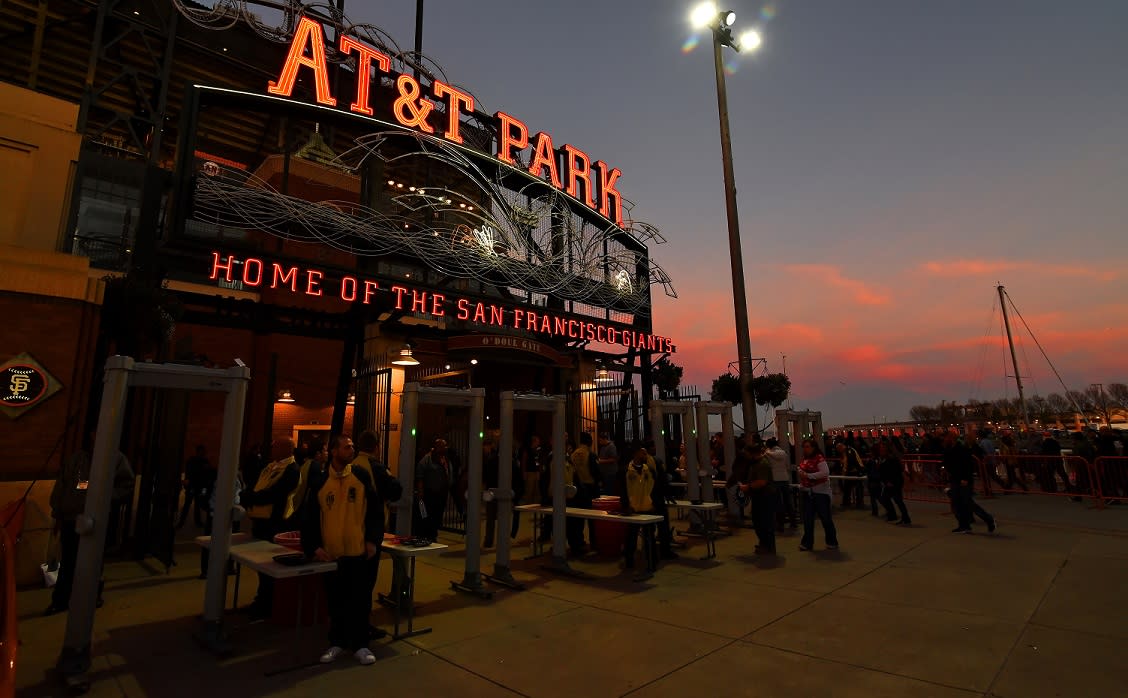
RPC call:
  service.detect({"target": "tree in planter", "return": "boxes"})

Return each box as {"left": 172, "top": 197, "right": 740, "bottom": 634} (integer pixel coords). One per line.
{"left": 652, "top": 357, "right": 684, "bottom": 399}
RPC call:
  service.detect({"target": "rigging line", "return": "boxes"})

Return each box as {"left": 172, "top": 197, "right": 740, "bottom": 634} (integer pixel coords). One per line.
{"left": 999, "top": 296, "right": 1010, "bottom": 402}
{"left": 1002, "top": 289, "right": 1086, "bottom": 417}
{"left": 1018, "top": 326, "right": 1040, "bottom": 397}
{"left": 969, "top": 294, "right": 998, "bottom": 401}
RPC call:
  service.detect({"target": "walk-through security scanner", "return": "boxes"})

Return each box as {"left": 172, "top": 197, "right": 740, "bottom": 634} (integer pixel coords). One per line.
{"left": 774, "top": 409, "right": 823, "bottom": 460}
{"left": 57, "top": 357, "right": 250, "bottom": 690}
{"left": 696, "top": 401, "right": 736, "bottom": 490}
{"left": 490, "top": 391, "right": 567, "bottom": 588}
{"left": 393, "top": 383, "right": 489, "bottom": 597}
{"left": 648, "top": 400, "right": 702, "bottom": 500}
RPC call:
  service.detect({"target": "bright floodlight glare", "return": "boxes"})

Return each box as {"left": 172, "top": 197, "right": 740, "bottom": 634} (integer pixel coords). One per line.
{"left": 723, "top": 10, "right": 736, "bottom": 26}
{"left": 738, "top": 28, "right": 763, "bottom": 52}
{"left": 690, "top": 2, "right": 718, "bottom": 29}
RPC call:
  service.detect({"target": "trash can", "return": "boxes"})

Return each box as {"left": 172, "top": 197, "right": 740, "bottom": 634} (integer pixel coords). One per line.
{"left": 591, "top": 496, "right": 625, "bottom": 557}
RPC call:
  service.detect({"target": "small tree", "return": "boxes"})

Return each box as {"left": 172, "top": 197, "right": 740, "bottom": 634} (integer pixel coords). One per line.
{"left": 1107, "top": 383, "right": 1128, "bottom": 410}
{"left": 751, "top": 373, "right": 792, "bottom": 408}
{"left": 651, "top": 357, "right": 683, "bottom": 399}
{"left": 910, "top": 405, "right": 939, "bottom": 426}
{"left": 710, "top": 373, "right": 740, "bottom": 405}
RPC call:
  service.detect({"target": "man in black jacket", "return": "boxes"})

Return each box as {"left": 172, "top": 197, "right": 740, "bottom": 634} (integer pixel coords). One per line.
{"left": 876, "top": 440, "right": 911, "bottom": 525}
{"left": 943, "top": 432, "right": 995, "bottom": 534}
{"left": 346, "top": 430, "right": 402, "bottom": 640}
{"left": 243, "top": 438, "right": 300, "bottom": 618}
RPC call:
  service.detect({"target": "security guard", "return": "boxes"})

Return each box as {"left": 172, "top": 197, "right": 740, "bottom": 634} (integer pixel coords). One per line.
{"left": 242, "top": 438, "right": 299, "bottom": 618}
{"left": 303, "top": 434, "right": 383, "bottom": 666}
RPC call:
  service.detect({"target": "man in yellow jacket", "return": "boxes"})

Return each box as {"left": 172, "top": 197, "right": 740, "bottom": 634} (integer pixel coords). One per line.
{"left": 302, "top": 434, "right": 383, "bottom": 666}
{"left": 619, "top": 444, "right": 656, "bottom": 570}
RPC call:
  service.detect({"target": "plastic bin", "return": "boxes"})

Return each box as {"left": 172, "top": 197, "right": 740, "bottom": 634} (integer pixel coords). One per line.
{"left": 591, "top": 496, "right": 626, "bottom": 557}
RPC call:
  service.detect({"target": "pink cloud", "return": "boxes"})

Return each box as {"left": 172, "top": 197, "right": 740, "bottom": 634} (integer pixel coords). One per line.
{"left": 920, "top": 259, "right": 1118, "bottom": 282}
{"left": 783, "top": 264, "right": 890, "bottom": 305}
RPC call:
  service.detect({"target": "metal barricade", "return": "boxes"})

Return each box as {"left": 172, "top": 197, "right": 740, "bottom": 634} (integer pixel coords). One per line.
{"left": 901, "top": 454, "right": 953, "bottom": 503}
{"left": 1094, "top": 457, "right": 1128, "bottom": 506}
{"left": 979, "top": 454, "right": 1102, "bottom": 504}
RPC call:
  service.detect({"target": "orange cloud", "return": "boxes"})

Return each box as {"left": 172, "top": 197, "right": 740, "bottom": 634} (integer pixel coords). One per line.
{"left": 783, "top": 264, "right": 890, "bottom": 305}
{"left": 920, "top": 259, "right": 1118, "bottom": 282}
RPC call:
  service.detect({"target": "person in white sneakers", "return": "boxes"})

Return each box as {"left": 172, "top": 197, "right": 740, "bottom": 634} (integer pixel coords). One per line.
{"left": 302, "top": 434, "right": 382, "bottom": 666}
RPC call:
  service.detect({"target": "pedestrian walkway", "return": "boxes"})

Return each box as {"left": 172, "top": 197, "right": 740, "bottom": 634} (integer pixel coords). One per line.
{"left": 14, "top": 501, "right": 1128, "bottom": 697}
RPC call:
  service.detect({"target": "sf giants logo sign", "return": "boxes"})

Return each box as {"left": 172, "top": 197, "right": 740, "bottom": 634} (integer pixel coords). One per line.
{"left": 267, "top": 17, "right": 625, "bottom": 228}
{"left": 0, "top": 365, "right": 46, "bottom": 407}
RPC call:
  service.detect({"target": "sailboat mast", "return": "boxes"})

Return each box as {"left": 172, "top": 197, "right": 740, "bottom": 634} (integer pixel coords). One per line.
{"left": 998, "top": 285, "right": 1030, "bottom": 428}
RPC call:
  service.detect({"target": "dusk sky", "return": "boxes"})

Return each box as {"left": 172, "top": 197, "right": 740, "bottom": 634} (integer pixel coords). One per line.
{"left": 352, "top": 0, "right": 1128, "bottom": 427}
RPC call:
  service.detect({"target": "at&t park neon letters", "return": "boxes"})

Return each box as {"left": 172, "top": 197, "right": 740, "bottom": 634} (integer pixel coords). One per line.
{"left": 208, "top": 252, "right": 674, "bottom": 353}
{"left": 266, "top": 17, "right": 625, "bottom": 229}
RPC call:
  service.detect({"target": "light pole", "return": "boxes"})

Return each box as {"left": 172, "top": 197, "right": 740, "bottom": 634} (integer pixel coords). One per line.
{"left": 691, "top": 3, "right": 763, "bottom": 436}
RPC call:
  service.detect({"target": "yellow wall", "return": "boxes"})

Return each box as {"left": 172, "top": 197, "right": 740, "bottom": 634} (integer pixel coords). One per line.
{"left": 0, "top": 83, "right": 82, "bottom": 252}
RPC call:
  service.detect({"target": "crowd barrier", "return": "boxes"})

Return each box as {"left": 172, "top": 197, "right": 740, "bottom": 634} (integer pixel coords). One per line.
{"left": 1094, "top": 457, "right": 1128, "bottom": 505}
{"left": 979, "top": 454, "right": 1102, "bottom": 504}
{"left": 903, "top": 453, "right": 1121, "bottom": 509}
{"left": 901, "top": 455, "right": 957, "bottom": 503}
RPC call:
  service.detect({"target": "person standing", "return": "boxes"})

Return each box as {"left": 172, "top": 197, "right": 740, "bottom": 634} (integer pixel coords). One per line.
{"left": 740, "top": 442, "right": 777, "bottom": 555}
{"left": 619, "top": 446, "right": 656, "bottom": 570}
{"left": 943, "top": 431, "right": 995, "bottom": 534}
{"left": 596, "top": 433, "right": 619, "bottom": 496}
{"left": 302, "top": 434, "right": 382, "bottom": 666}
{"left": 414, "top": 438, "right": 451, "bottom": 541}
{"left": 1038, "top": 432, "right": 1072, "bottom": 494}
{"left": 568, "top": 433, "right": 599, "bottom": 551}
{"left": 45, "top": 432, "right": 131, "bottom": 615}
{"left": 242, "top": 438, "right": 300, "bottom": 618}
{"left": 177, "top": 445, "right": 212, "bottom": 530}
{"left": 349, "top": 430, "right": 402, "bottom": 640}
{"left": 644, "top": 440, "right": 678, "bottom": 560}
{"left": 798, "top": 439, "right": 838, "bottom": 552}
{"left": 835, "top": 440, "right": 866, "bottom": 509}
{"left": 765, "top": 438, "right": 796, "bottom": 530}
{"left": 482, "top": 437, "right": 523, "bottom": 547}
{"left": 520, "top": 435, "right": 542, "bottom": 506}
{"left": 725, "top": 444, "right": 754, "bottom": 523}
{"left": 876, "top": 440, "right": 911, "bottom": 525}
{"left": 200, "top": 461, "right": 243, "bottom": 578}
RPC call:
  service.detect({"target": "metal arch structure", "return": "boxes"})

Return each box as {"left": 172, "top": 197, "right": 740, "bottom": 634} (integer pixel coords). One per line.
{"left": 696, "top": 400, "right": 736, "bottom": 492}
{"left": 774, "top": 409, "right": 824, "bottom": 457}
{"left": 184, "top": 89, "right": 677, "bottom": 316}
{"left": 648, "top": 400, "right": 702, "bottom": 500}
{"left": 393, "top": 383, "right": 490, "bottom": 596}
{"left": 493, "top": 391, "right": 567, "bottom": 584}
{"left": 167, "top": 1, "right": 676, "bottom": 316}
{"left": 58, "top": 357, "right": 250, "bottom": 689}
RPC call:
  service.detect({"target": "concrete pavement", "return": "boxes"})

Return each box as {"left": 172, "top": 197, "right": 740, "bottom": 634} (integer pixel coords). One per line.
{"left": 14, "top": 498, "right": 1128, "bottom": 697}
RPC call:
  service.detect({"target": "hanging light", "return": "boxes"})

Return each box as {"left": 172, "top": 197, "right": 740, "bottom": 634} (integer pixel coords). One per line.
{"left": 347, "top": 393, "right": 356, "bottom": 405}
{"left": 594, "top": 364, "right": 612, "bottom": 383}
{"left": 392, "top": 344, "right": 420, "bottom": 366}
{"left": 276, "top": 389, "right": 295, "bottom": 403}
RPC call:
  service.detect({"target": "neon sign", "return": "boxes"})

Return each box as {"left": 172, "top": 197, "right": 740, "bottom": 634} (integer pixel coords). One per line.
{"left": 208, "top": 251, "right": 675, "bottom": 354}
{"left": 266, "top": 17, "right": 625, "bottom": 228}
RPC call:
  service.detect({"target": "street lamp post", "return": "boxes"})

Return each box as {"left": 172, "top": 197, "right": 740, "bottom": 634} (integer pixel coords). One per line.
{"left": 692, "top": 3, "right": 762, "bottom": 436}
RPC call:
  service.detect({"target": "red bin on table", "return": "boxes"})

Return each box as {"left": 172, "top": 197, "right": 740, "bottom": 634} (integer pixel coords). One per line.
{"left": 591, "top": 496, "right": 625, "bottom": 557}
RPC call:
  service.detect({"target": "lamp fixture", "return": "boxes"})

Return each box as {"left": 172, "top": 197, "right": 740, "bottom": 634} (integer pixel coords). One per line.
{"left": 594, "top": 364, "right": 613, "bottom": 383}
{"left": 392, "top": 344, "right": 420, "bottom": 366}
{"left": 277, "top": 389, "right": 295, "bottom": 403}
{"left": 347, "top": 392, "right": 356, "bottom": 405}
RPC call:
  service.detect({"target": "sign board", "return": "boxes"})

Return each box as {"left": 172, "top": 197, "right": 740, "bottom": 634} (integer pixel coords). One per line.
{"left": 0, "top": 353, "right": 62, "bottom": 419}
